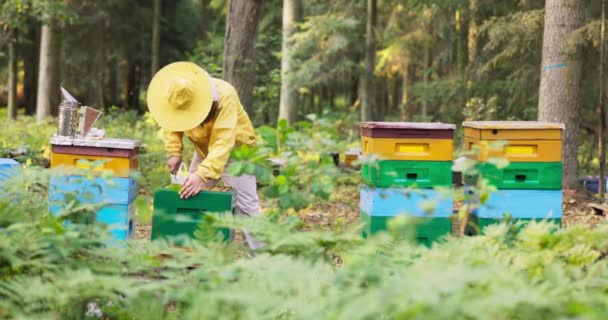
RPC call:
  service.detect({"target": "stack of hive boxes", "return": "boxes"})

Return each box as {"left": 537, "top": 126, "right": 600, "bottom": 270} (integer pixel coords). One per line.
{"left": 0, "top": 159, "right": 20, "bottom": 185}
{"left": 462, "top": 121, "right": 564, "bottom": 230}
{"left": 48, "top": 137, "right": 141, "bottom": 240}
{"left": 151, "top": 185, "right": 233, "bottom": 243}
{"left": 360, "top": 122, "right": 456, "bottom": 246}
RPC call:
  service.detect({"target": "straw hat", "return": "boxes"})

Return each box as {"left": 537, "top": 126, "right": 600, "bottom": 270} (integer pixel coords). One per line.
{"left": 147, "top": 62, "right": 213, "bottom": 131}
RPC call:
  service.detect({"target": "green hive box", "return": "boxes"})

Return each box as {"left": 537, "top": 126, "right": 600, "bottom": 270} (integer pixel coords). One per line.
{"left": 469, "top": 216, "right": 562, "bottom": 235}
{"left": 464, "top": 162, "right": 562, "bottom": 190}
{"left": 151, "top": 185, "right": 233, "bottom": 242}
{"left": 360, "top": 211, "right": 452, "bottom": 247}
{"left": 361, "top": 160, "right": 453, "bottom": 188}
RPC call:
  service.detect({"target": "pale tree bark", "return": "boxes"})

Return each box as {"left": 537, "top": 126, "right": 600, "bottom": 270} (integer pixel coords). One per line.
{"left": 278, "top": 0, "right": 302, "bottom": 125}
{"left": 223, "top": 0, "right": 263, "bottom": 116}
{"left": 36, "top": 21, "right": 54, "bottom": 122}
{"left": 151, "top": 0, "right": 162, "bottom": 77}
{"left": 7, "top": 33, "right": 18, "bottom": 120}
{"left": 361, "top": 0, "right": 377, "bottom": 122}
{"left": 468, "top": 0, "right": 479, "bottom": 63}
{"left": 537, "top": 0, "right": 585, "bottom": 189}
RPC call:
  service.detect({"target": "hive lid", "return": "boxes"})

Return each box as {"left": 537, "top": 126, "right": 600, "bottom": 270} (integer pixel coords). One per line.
{"left": 462, "top": 121, "right": 565, "bottom": 130}
{"left": 50, "top": 136, "right": 142, "bottom": 149}
{"left": 360, "top": 122, "right": 456, "bottom": 130}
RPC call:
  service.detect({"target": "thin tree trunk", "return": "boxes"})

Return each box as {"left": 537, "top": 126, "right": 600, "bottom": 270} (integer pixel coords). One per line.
{"left": 200, "top": 0, "right": 211, "bottom": 40}
{"left": 361, "top": 0, "right": 376, "bottom": 122}
{"left": 422, "top": 46, "right": 430, "bottom": 120}
{"left": 537, "top": 0, "right": 585, "bottom": 189}
{"left": 151, "top": 0, "right": 162, "bottom": 77}
{"left": 23, "top": 20, "right": 40, "bottom": 116}
{"left": 278, "top": 0, "right": 301, "bottom": 125}
{"left": 36, "top": 21, "right": 55, "bottom": 122}
{"left": 223, "top": 0, "right": 264, "bottom": 115}
{"left": 468, "top": 0, "right": 479, "bottom": 64}
{"left": 89, "top": 18, "right": 106, "bottom": 109}
{"left": 599, "top": 0, "right": 607, "bottom": 201}
{"left": 400, "top": 65, "right": 409, "bottom": 121}
{"left": 50, "top": 25, "right": 61, "bottom": 116}
{"left": 7, "top": 33, "right": 18, "bottom": 120}
{"left": 350, "top": 73, "right": 358, "bottom": 106}
{"left": 107, "top": 57, "right": 118, "bottom": 111}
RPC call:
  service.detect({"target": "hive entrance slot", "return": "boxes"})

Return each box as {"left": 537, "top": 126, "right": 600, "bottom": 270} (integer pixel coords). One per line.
{"left": 515, "top": 174, "right": 527, "bottom": 182}
{"left": 407, "top": 173, "right": 418, "bottom": 180}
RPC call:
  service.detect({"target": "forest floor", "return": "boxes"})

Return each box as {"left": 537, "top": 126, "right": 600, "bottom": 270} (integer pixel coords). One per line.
{"left": 135, "top": 184, "right": 606, "bottom": 241}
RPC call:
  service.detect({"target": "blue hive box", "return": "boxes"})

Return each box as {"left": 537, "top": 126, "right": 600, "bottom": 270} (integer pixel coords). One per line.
{"left": 49, "top": 202, "right": 135, "bottom": 240}
{"left": 360, "top": 187, "right": 453, "bottom": 218}
{"left": 0, "top": 158, "right": 20, "bottom": 184}
{"left": 49, "top": 175, "right": 137, "bottom": 241}
{"left": 472, "top": 189, "right": 562, "bottom": 219}
{"left": 49, "top": 175, "right": 137, "bottom": 205}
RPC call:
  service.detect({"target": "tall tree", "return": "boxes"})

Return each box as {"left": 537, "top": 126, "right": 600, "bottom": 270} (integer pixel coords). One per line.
{"left": 7, "top": 30, "right": 18, "bottom": 120}
{"left": 151, "top": 0, "right": 161, "bottom": 77}
{"left": 222, "top": 0, "right": 263, "bottom": 114}
{"left": 36, "top": 18, "right": 56, "bottom": 122}
{"left": 599, "top": 0, "right": 607, "bottom": 201}
{"left": 361, "top": 0, "right": 377, "bottom": 122}
{"left": 200, "top": 0, "right": 211, "bottom": 40}
{"left": 468, "top": 0, "right": 479, "bottom": 64}
{"left": 278, "top": 0, "right": 301, "bottom": 125}
{"left": 537, "top": 0, "right": 585, "bottom": 188}
{"left": 23, "top": 19, "right": 40, "bottom": 116}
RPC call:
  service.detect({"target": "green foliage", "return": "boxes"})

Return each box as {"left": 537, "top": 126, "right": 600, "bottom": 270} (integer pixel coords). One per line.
{"left": 2, "top": 165, "right": 608, "bottom": 319}
{"left": 229, "top": 116, "right": 351, "bottom": 212}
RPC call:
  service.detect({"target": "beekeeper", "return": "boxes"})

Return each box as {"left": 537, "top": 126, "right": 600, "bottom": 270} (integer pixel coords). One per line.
{"left": 146, "top": 61, "right": 261, "bottom": 248}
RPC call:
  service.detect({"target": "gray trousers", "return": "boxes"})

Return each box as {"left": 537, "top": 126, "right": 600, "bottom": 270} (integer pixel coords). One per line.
{"left": 189, "top": 152, "right": 263, "bottom": 249}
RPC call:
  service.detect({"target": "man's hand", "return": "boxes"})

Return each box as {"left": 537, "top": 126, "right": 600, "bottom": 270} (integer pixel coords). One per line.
{"left": 179, "top": 173, "right": 206, "bottom": 199}
{"left": 167, "top": 156, "right": 182, "bottom": 174}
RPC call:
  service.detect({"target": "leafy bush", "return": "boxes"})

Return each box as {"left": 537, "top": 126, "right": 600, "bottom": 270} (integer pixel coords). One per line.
{"left": 2, "top": 167, "right": 608, "bottom": 319}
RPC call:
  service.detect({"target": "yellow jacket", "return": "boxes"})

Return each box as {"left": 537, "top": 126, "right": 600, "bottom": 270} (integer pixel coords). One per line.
{"left": 163, "top": 78, "right": 257, "bottom": 182}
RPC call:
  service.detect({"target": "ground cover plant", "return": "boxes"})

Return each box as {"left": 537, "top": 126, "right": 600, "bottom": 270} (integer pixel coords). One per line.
{"left": 0, "top": 112, "right": 607, "bottom": 319}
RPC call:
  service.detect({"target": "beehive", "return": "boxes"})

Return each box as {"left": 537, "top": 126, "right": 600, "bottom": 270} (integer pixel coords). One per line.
{"left": 151, "top": 185, "right": 233, "bottom": 243}
{"left": 48, "top": 137, "right": 141, "bottom": 241}
{"left": 360, "top": 122, "right": 456, "bottom": 246}
{"left": 462, "top": 121, "right": 564, "bottom": 232}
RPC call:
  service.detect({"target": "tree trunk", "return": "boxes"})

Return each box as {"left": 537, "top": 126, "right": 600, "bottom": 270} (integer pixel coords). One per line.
{"left": 599, "top": 0, "right": 607, "bottom": 201}
{"left": 360, "top": 0, "right": 376, "bottom": 122}
{"left": 36, "top": 21, "right": 55, "bottom": 122}
{"left": 400, "top": 65, "right": 409, "bottom": 121}
{"left": 107, "top": 57, "right": 119, "bottom": 111}
{"left": 278, "top": 0, "right": 302, "bottom": 125}
{"left": 222, "top": 0, "right": 264, "bottom": 115}
{"left": 422, "top": 45, "right": 430, "bottom": 120}
{"left": 151, "top": 0, "right": 162, "bottom": 77}
{"left": 468, "top": 0, "right": 479, "bottom": 64}
{"left": 350, "top": 73, "right": 358, "bottom": 106}
{"left": 50, "top": 24, "right": 62, "bottom": 116}
{"left": 200, "top": 0, "right": 211, "bottom": 40}
{"left": 7, "top": 34, "right": 18, "bottom": 120}
{"left": 537, "top": 0, "right": 585, "bottom": 189}
{"left": 23, "top": 21, "right": 40, "bottom": 116}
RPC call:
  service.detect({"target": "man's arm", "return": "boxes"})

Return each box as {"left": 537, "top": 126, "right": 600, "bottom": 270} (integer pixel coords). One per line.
{"left": 195, "top": 97, "right": 238, "bottom": 182}
{"left": 163, "top": 130, "right": 184, "bottom": 158}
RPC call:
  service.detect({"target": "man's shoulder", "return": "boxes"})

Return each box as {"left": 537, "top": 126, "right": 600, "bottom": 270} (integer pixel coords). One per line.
{"left": 211, "top": 78, "right": 238, "bottom": 96}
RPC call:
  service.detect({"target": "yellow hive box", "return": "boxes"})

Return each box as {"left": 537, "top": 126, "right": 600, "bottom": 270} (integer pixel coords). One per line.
{"left": 362, "top": 137, "right": 453, "bottom": 161}
{"left": 463, "top": 121, "right": 564, "bottom": 162}
{"left": 50, "top": 153, "right": 138, "bottom": 178}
